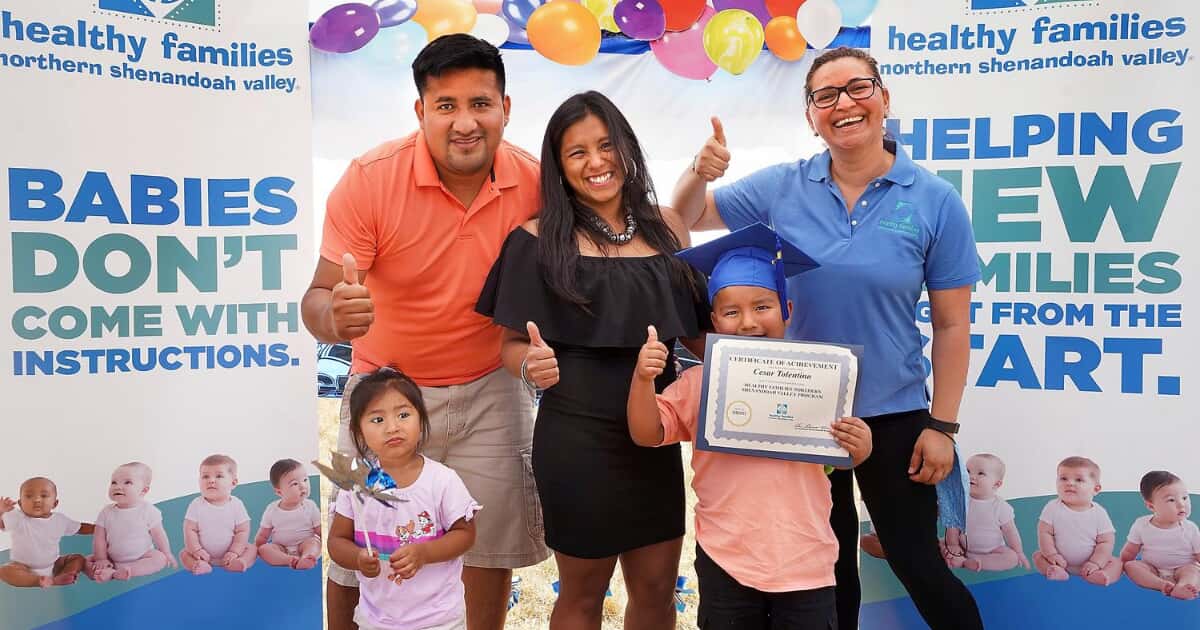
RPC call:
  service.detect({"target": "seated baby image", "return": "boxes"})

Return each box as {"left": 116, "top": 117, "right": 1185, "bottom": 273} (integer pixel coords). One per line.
{"left": 1120, "top": 470, "right": 1200, "bottom": 600}
{"left": 944, "top": 453, "right": 1030, "bottom": 572}
{"left": 87, "top": 462, "right": 176, "bottom": 582}
{"left": 255, "top": 458, "right": 322, "bottom": 570}
{"left": 0, "top": 477, "right": 93, "bottom": 588}
{"left": 1032, "top": 456, "right": 1122, "bottom": 586}
{"left": 180, "top": 454, "right": 257, "bottom": 575}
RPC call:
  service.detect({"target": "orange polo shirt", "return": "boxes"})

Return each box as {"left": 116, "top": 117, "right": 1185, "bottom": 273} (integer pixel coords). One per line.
{"left": 320, "top": 132, "right": 540, "bottom": 386}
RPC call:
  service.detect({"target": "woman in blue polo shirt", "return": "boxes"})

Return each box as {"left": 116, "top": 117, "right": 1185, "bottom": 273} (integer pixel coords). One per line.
{"left": 671, "top": 47, "right": 983, "bottom": 630}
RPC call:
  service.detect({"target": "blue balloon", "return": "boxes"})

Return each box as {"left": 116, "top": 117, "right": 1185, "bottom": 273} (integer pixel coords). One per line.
{"left": 371, "top": 0, "right": 417, "bottom": 26}
{"left": 501, "top": 0, "right": 545, "bottom": 30}
{"left": 835, "top": 0, "right": 878, "bottom": 26}
{"left": 360, "top": 19, "right": 428, "bottom": 67}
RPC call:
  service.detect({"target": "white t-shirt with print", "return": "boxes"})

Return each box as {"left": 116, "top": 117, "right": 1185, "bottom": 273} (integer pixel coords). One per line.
{"left": 184, "top": 496, "right": 250, "bottom": 558}
{"left": 1127, "top": 515, "right": 1200, "bottom": 571}
{"left": 260, "top": 499, "right": 321, "bottom": 548}
{"left": 1, "top": 510, "right": 80, "bottom": 570}
{"left": 1039, "top": 499, "right": 1115, "bottom": 568}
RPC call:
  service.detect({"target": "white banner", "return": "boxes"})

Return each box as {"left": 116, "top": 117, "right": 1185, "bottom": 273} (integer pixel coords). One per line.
{"left": 0, "top": 1, "right": 317, "bottom": 627}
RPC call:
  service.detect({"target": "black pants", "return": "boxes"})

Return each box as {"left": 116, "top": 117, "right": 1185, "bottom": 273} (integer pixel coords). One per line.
{"left": 829, "top": 409, "right": 983, "bottom": 630}
{"left": 695, "top": 544, "right": 837, "bottom": 629}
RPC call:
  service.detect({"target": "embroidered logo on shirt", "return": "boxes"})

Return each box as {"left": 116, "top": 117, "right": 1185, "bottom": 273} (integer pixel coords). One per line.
{"left": 878, "top": 200, "right": 921, "bottom": 237}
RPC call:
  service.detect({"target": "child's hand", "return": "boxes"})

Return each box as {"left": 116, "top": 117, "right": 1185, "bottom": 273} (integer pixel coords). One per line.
{"left": 1017, "top": 553, "right": 1031, "bottom": 570}
{"left": 390, "top": 544, "right": 427, "bottom": 581}
{"left": 193, "top": 548, "right": 211, "bottom": 563}
{"left": 357, "top": 548, "right": 381, "bottom": 578}
{"left": 1081, "top": 560, "right": 1100, "bottom": 577}
{"left": 1048, "top": 552, "right": 1067, "bottom": 568}
{"left": 523, "top": 321, "right": 559, "bottom": 389}
{"left": 831, "top": 417, "right": 872, "bottom": 467}
{"left": 635, "top": 325, "right": 669, "bottom": 382}
{"left": 0, "top": 496, "right": 14, "bottom": 514}
{"left": 221, "top": 551, "right": 239, "bottom": 567}
{"left": 165, "top": 553, "right": 179, "bottom": 569}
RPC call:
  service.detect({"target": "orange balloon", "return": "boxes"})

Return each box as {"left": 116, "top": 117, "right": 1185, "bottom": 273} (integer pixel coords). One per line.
{"left": 765, "top": 16, "right": 807, "bottom": 61}
{"left": 661, "top": 0, "right": 706, "bottom": 32}
{"left": 765, "top": 0, "right": 805, "bottom": 19}
{"left": 414, "top": 0, "right": 478, "bottom": 40}
{"left": 474, "top": 0, "right": 503, "bottom": 14}
{"left": 527, "top": 1, "right": 601, "bottom": 66}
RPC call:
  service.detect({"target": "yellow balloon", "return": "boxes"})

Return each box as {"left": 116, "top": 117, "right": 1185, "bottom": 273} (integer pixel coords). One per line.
{"left": 702, "top": 9, "right": 764, "bottom": 75}
{"left": 581, "top": 0, "right": 620, "bottom": 33}
{"left": 527, "top": 1, "right": 601, "bottom": 66}
{"left": 414, "top": 0, "right": 478, "bottom": 41}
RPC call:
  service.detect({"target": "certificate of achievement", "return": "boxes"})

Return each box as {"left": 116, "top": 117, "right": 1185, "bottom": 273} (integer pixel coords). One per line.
{"left": 696, "top": 334, "right": 857, "bottom": 467}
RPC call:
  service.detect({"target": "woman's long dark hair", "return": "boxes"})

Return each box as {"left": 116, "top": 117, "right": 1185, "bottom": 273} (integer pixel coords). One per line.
{"left": 537, "top": 91, "right": 697, "bottom": 310}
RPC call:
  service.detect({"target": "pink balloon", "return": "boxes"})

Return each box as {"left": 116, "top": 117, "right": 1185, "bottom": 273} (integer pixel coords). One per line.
{"left": 650, "top": 5, "right": 717, "bottom": 80}
{"left": 474, "top": 0, "right": 503, "bottom": 14}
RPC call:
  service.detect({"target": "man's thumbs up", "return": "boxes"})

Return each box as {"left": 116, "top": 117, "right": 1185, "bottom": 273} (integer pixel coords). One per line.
{"left": 693, "top": 116, "right": 731, "bottom": 183}
{"left": 330, "top": 252, "right": 373, "bottom": 340}
{"left": 522, "top": 321, "right": 558, "bottom": 390}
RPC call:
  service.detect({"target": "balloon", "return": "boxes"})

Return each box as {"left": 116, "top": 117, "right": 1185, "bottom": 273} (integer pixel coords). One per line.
{"left": 311, "top": 3, "right": 381, "bottom": 53}
{"left": 835, "top": 0, "right": 877, "bottom": 26}
{"left": 660, "top": 0, "right": 705, "bottom": 32}
{"left": 581, "top": 0, "right": 621, "bottom": 33}
{"left": 361, "top": 20, "right": 428, "bottom": 66}
{"left": 474, "top": 0, "right": 503, "bottom": 14}
{"left": 765, "top": 0, "right": 803, "bottom": 19}
{"left": 795, "top": 0, "right": 841, "bottom": 49}
{"left": 413, "top": 0, "right": 478, "bottom": 40}
{"left": 764, "top": 16, "right": 806, "bottom": 61}
{"left": 702, "top": 9, "right": 763, "bottom": 75}
{"left": 506, "top": 24, "right": 531, "bottom": 44}
{"left": 372, "top": 0, "right": 417, "bottom": 26}
{"left": 502, "top": 0, "right": 547, "bottom": 29}
{"left": 712, "top": 0, "right": 769, "bottom": 26}
{"left": 649, "top": 5, "right": 717, "bottom": 80}
{"left": 470, "top": 13, "right": 511, "bottom": 46}
{"left": 615, "top": 0, "right": 666, "bottom": 41}
{"left": 526, "top": 1, "right": 601, "bottom": 65}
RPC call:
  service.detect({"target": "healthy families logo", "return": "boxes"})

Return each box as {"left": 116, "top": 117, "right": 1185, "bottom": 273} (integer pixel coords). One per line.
{"left": 879, "top": 200, "right": 921, "bottom": 237}
{"left": 97, "top": 0, "right": 218, "bottom": 27}
{"left": 970, "top": 0, "right": 1092, "bottom": 10}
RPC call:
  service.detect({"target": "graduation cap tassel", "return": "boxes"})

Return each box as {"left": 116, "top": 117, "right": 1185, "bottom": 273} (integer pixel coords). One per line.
{"left": 774, "top": 233, "right": 790, "bottom": 321}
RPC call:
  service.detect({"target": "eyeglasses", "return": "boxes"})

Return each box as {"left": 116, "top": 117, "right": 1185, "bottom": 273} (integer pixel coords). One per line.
{"left": 807, "top": 77, "right": 879, "bottom": 109}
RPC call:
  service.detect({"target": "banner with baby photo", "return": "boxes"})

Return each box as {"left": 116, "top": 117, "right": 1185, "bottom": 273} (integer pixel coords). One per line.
{"left": 864, "top": 0, "right": 1199, "bottom": 627}
{"left": 0, "top": 1, "right": 319, "bottom": 628}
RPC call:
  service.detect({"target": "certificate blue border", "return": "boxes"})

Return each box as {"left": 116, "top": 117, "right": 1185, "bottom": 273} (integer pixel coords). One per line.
{"left": 696, "top": 334, "right": 861, "bottom": 467}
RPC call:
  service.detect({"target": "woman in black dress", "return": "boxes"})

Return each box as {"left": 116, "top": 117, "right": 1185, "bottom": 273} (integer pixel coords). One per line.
{"left": 477, "top": 91, "right": 707, "bottom": 629}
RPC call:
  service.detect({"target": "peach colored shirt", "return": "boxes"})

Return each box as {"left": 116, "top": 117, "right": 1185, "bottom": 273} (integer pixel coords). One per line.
{"left": 321, "top": 132, "right": 540, "bottom": 385}
{"left": 657, "top": 367, "right": 838, "bottom": 592}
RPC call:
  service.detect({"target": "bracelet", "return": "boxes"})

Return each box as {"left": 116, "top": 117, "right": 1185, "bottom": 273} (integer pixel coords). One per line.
{"left": 519, "top": 357, "right": 538, "bottom": 392}
{"left": 691, "top": 153, "right": 700, "bottom": 174}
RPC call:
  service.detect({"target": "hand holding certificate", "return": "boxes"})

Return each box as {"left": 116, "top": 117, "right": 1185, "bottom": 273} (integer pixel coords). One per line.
{"left": 696, "top": 334, "right": 858, "bottom": 467}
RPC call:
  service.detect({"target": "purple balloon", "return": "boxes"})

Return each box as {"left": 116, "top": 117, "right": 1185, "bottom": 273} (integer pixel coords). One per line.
{"left": 311, "top": 3, "right": 381, "bottom": 53}
{"left": 371, "top": 0, "right": 417, "bottom": 27}
{"left": 713, "top": 0, "right": 769, "bottom": 26}
{"left": 502, "top": 0, "right": 545, "bottom": 30}
{"left": 615, "top": 0, "right": 666, "bottom": 41}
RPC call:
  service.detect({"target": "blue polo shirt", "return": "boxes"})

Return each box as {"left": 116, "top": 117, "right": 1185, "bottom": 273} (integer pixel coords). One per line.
{"left": 714, "top": 141, "right": 979, "bottom": 417}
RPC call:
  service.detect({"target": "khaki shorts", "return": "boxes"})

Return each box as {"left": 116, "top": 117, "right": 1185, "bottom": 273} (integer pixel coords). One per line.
{"left": 327, "top": 368, "right": 549, "bottom": 587}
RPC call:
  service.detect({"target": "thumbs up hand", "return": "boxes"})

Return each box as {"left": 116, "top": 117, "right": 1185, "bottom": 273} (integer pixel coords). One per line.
{"left": 692, "top": 116, "right": 731, "bottom": 183}
{"left": 331, "top": 252, "right": 374, "bottom": 340}
{"left": 522, "top": 321, "right": 559, "bottom": 390}
{"left": 635, "top": 325, "right": 669, "bottom": 382}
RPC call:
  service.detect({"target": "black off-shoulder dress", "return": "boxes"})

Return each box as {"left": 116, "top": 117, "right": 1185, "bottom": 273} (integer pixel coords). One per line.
{"left": 476, "top": 228, "right": 709, "bottom": 558}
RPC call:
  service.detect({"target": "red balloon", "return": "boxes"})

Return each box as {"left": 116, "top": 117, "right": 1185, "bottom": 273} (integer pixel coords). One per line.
{"left": 661, "top": 0, "right": 705, "bottom": 31}
{"left": 765, "top": 0, "right": 804, "bottom": 19}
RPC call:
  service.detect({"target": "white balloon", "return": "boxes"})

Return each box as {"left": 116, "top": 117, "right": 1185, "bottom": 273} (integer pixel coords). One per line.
{"left": 471, "top": 13, "right": 511, "bottom": 47}
{"left": 796, "top": 0, "right": 843, "bottom": 50}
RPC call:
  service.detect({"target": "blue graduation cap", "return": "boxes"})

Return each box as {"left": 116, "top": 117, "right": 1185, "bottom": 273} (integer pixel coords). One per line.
{"left": 677, "top": 223, "right": 818, "bottom": 321}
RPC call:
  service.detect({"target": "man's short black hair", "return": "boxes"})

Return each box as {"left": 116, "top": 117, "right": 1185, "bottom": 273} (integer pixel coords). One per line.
{"left": 412, "top": 34, "right": 505, "bottom": 97}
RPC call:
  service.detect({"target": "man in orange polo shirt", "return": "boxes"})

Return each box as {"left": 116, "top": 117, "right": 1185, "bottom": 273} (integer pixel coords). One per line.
{"left": 302, "top": 35, "right": 549, "bottom": 630}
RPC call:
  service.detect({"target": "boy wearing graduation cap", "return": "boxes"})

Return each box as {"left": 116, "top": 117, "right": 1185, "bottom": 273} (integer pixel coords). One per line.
{"left": 627, "top": 223, "right": 872, "bottom": 629}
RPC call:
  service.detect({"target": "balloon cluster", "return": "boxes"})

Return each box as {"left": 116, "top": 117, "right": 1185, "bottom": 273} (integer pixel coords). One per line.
{"left": 310, "top": 0, "right": 876, "bottom": 79}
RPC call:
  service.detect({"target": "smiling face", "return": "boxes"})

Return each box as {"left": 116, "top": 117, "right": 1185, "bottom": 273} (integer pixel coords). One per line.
{"left": 109, "top": 466, "right": 149, "bottom": 508}
{"left": 18, "top": 478, "right": 57, "bottom": 519}
{"left": 805, "top": 57, "right": 889, "bottom": 153}
{"left": 199, "top": 464, "right": 236, "bottom": 504}
{"left": 358, "top": 387, "right": 423, "bottom": 464}
{"left": 710, "top": 285, "right": 789, "bottom": 339}
{"left": 414, "top": 67, "right": 510, "bottom": 180}
{"left": 1056, "top": 465, "right": 1101, "bottom": 508}
{"left": 274, "top": 467, "right": 311, "bottom": 507}
{"left": 558, "top": 113, "right": 625, "bottom": 216}
{"left": 1147, "top": 480, "right": 1191, "bottom": 526}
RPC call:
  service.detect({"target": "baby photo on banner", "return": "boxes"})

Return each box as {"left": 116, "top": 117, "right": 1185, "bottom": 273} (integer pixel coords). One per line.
{"left": 868, "top": 0, "right": 1198, "bottom": 628}
{"left": 0, "top": 1, "right": 319, "bottom": 628}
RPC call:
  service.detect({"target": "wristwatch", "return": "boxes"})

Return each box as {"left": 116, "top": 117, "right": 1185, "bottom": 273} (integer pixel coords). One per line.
{"left": 926, "top": 416, "right": 960, "bottom": 439}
